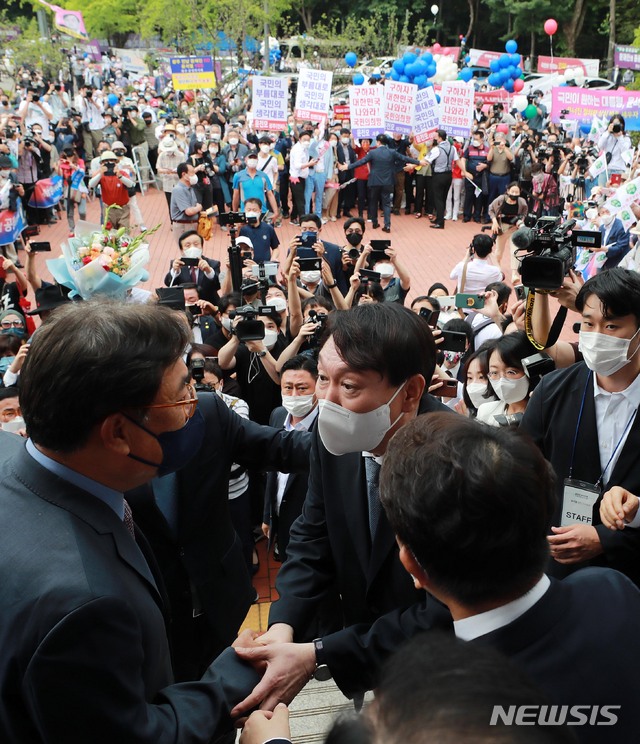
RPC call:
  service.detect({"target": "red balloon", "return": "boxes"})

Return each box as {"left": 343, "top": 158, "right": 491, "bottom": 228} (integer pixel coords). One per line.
{"left": 433, "top": 43, "right": 442, "bottom": 52}
{"left": 513, "top": 78, "right": 524, "bottom": 92}
{"left": 544, "top": 18, "right": 558, "bottom": 35}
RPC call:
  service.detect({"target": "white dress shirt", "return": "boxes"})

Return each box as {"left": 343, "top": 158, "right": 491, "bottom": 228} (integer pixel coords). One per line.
{"left": 275, "top": 407, "right": 318, "bottom": 514}
{"left": 454, "top": 575, "right": 551, "bottom": 641}
{"left": 593, "top": 370, "right": 640, "bottom": 485}
{"left": 289, "top": 141, "right": 310, "bottom": 180}
{"left": 450, "top": 257, "right": 503, "bottom": 294}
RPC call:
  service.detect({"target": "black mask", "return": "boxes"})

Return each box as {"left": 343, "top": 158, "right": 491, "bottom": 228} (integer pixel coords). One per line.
{"left": 346, "top": 232, "right": 362, "bottom": 247}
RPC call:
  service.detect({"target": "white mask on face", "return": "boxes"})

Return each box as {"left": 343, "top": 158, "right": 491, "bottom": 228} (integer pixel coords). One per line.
{"left": 318, "top": 381, "right": 406, "bottom": 456}
{"left": 341, "top": 137, "right": 350, "bottom": 145}
{"left": 301, "top": 140, "right": 310, "bottom": 150}
{"left": 282, "top": 393, "right": 315, "bottom": 418}
{"left": 466, "top": 382, "right": 491, "bottom": 409}
{"left": 579, "top": 328, "right": 640, "bottom": 377}
{"left": 263, "top": 328, "right": 278, "bottom": 350}
{"left": 245, "top": 211, "right": 261, "bottom": 221}
{"left": 228, "top": 138, "right": 239, "bottom": 146}
{"left": 188, "top": 174, "right": 198, "bottom": 185}
{"left": 301, "top": 270, "right": 321, "bottom": 285}
{"left": 196, "top": 133, "right": 205, "bottom": 141}
{"left": 259, "top": 144, "right": 271, "bottom": 153}
{"left": 585, "top": 207, "right": 598, "bottom": 221}
{"left": 490, "top": 375, "right": 530, "bottom": 405}
{"left": 0, "top": 170, "right": 10, "bottom": 178}
{"left": 267, "top": 296, "right": 287, "bottom": 313}
{"left": 375, "top": 263, "right": 394, "bottom": 279}
{"left": 222, "top": 317, "right": 233, "bottom": 332}
{"left": 246, "top": 158, "right": 258, "bottom": 168}
{"left": 600, "top": 214, "right": 614, "bottom": 226}
{"left": 176, "top": 125, "right": 185, "bottom": 134}
{"left": 183, "top": 247, "right": 202, "bottom": 259}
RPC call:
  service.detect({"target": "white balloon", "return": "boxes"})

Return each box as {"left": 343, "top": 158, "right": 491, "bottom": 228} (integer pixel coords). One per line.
{"left": 431, "top": 4, "right": 439, "bottom": 15}
{"left": 513, "top": 94, "right": 528, "bottom": 112}
{"left": 574, "top": 70, "right": 586, "bottom": 85}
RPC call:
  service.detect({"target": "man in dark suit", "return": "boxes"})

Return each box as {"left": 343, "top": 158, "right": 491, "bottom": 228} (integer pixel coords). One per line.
{"left": 128, "top": 390, "right": 311, "bottom": 683}
{"left": 232, "top": 303, "right": 452, "bottom": 712}
{"left": 380, "top": 412, "right": 640, "bottom": 744}
{"left": 0, "top": 301, "right": 261, "bottom": 742}
{"left": 521, "top": 268, "right": 640, "bottom": 586}
{"left": 335, "top": 128, "right": 357, "bottom": 218}
{"left": 599, "top": 207, "right": 631, "bottom": 270}
{"left": 339, "top": 134, "right": 426, "bottom": 232}
{"left": 164, "top": 229, "right": 221, "bottom": 305}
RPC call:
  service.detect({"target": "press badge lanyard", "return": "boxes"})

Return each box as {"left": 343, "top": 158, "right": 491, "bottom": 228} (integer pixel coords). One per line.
{"left": 561, "top": 371, "right": 637, "bottom": 528}
{"left": 568, "top": 371, "right": 637, "bottom": 488}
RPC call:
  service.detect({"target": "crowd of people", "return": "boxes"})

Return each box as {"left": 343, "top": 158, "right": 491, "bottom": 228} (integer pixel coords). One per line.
{"left": 1, "top": 50, "right": 640, "bottom": 744}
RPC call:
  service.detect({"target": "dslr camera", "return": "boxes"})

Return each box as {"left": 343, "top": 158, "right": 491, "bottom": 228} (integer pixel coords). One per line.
{"left": 307, "top": 309, "right": 328, "bottom": 349}
{"left": 513, "top": 215, "right": 600, "bottom": 290}
{"left": 219, "top": 212, "right": 247, "bottom": 227}
{"left": 229, "top": 304, "right": 274, "bottom": 342}
{"left": 190, "top": 358, "right": 213, "bottom": 392}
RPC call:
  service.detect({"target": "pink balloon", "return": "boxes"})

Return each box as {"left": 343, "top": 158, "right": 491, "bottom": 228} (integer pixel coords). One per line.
{"left": 618, "top": 86, "right": 626, "bottom": 91}
{"left": 433, "top": 43, "right": 442, "bottom": 52}
{"left": 544, "top": 18, "right": 558, "bottom": 35}
{"left": 513, "top": 78, "right": 524, "bottom": 92}
{"left": 496, "top": 124, "right": 509, "bottom": 134}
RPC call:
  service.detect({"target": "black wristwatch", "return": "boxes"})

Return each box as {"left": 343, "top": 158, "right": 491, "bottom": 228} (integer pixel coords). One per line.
{"left": 312, "top": 638, "right": 332, "bottom": 681}
{"left": 325, "top": 282, "right": 337, "bottom": 289}
{"left": 256, "top": 350, "right": 267, "bottom": 358}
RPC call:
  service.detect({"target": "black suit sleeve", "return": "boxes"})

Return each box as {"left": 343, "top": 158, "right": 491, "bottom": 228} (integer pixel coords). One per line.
{"left": 347, "top": 151, "right": 373, "bottom": 170}
{"left": 24, "top": 596, "right": 260, "bottom": 743}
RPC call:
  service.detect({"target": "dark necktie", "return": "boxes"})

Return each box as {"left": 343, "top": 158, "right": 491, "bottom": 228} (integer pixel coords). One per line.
{"left": 190, "top": 266, "right": 197, "bottom": 284}
{"left": 365, "top": 456, "right": 382, "bottom": 540}
{"left": 123, "top": 498, "right": 136, "bottom": 539}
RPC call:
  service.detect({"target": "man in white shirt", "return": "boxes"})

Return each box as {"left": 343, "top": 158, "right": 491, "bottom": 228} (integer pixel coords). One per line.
{"left": 288, "top": 131, "right": 317, "bottom": 224}
{"left": 76, "top": 85, "right": 105, "bottom": 159}
{"left": 450, "top": 233, "right": 503, "bottom": 294}
{"left": 17, "top": 91, "right": 53, "bottom": 138}
{"left": 380, "top": 411, "right": 640, "bottom": 744}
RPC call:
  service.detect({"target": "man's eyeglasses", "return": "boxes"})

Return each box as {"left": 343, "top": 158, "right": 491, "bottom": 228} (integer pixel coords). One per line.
{"left": 145, "top": 383, "right": 198, "bottom": 419}
{"left": 1, "top": 320, "right": 24, "bottom": 329}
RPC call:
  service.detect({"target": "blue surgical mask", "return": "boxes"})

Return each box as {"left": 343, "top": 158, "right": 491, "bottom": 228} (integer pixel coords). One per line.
{"left": 1, "top": 328, "right": 25, "bottom": 339}
{"left": 124, "top": 409, "right": 205, "bottom": 476}
{"left": 0, "top": 356, "right": 15, "bottom": 374}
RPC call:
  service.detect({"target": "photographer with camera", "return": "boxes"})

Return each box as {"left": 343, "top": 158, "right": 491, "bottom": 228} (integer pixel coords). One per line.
{"left": 488, "top": 183, "right": 529, "bottom": 274}
{"left": 531, "top": 161, "right": 559, "bottom": 217}
{"left": 76, "top": 85, "right": 105, "bottom": 160}
{"left": 16, "top": 125, "right": 43, "bottom": 225}
{"left": 218, "top": 306, "right": 287, "bottom": 425}
{"left": 170, "top": 163, "right": 208, "bottom": 242}
{"left": 526, "top": 91, "right": 547, "bottom": 133}
{"left": 239, "top": 197, "right": 280, "bottom": 262}
{"left": 44, "top": 83, "right": 69, "bottom": 129}
{"left": 164, "top": 229, "right": 221, "bottom": 304}
{"left": 17, "top": 89, "right": 53, "bottom": 140}
{"left": 0, "top": 154, "right": 25, "bottom": 266}
{"left": 450, "top": 233, "right": 503, "bottom": 293}
{"left": 460, "top": 129, "right": 490, "bottom": 223}
{"left": 232, "top": 150, "right": 279, "bottom": 223}
{"left": 515, "top": 136, "right": 537, "bottom": 198}
{"left": 486, "top": 132, "right": 514, "bottom": 206}
{"left": 597, "top": 115, "right": 632, "bottom": 182}
{"left": 352, "top": 244, "right": 411, "bottom": 304}
{"left": 88, "top": 150, "right": 135, "bottom": 229}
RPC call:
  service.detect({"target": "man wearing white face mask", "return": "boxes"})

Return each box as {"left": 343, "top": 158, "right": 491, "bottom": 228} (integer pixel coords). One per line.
{"left": 598, "top": 207, "right": 631, "bottom": 270}
{"left": 239, "top": 197, "right": 280, "bottom": 262}
{"left": 164, "top": 230, "right": 221, "bottom": 305}
{"left": 170, "top": 163, "right": 204, "bottom": 242}
{"left": 263, "top": 355, "right": 319, "bottom": 561}
{"left": 522, "top": 268, "right": 640, "bottom": 589}
{"left": 232, "top": 156, "right": 279, "bottom": 222}
{"left": 231, "top": 303, "right": 453, "bottom": 717}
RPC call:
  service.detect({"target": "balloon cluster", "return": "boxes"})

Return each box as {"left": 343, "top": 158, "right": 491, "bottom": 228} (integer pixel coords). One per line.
{"left": 269, "top": 48, "right": 282, "bottom": 65}
{"left": 559, "top": 66, "right": 585, "bottom": 86}
{"left": 384, "top": 46, "right": 458, "bottom": 88}
{"left": 486, "top": 39, "right": 524, "bottom": 93}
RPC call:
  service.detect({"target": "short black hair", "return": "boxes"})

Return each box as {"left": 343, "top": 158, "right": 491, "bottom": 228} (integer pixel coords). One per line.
{"left": 410, "top": 295, "right": 441, "bottom": 313}
{"left": 427, "top": 282, "right": 449, "bottom": 295}
{"left": 0, "top": 386, "right": 19, "bottom": 402}
{"left": 244, "top": 197, "right": 262, "bottom": 209}
{"left": 177, "top": 162, "right": 190, "bottom": 178}
{"left": 178, "top": 230, "right": 203, "bottom": 249}
{"left": 218, "top": 292, "right": 242, "bottom": 314}
{"left": 186, "top": 343, "right": 218, "bottom": 367}
{"left": 380, "top": 413, "right": 555, "bottom": 605}
{"left": 472, "top": 233, "right": 494, "bottom": 258}
{"left": 485, "top": 281, "right": 511, "bottom": 306}
{"left": 376, "top": 134, "right": 388, "bottom": 146}
{"left": 436, "top": 129, "right": 447, "bottom": 141}
{"left": 302, "top": 296, "right": 332, "bottom": 314}
{"left": 375, "top": 632, "right": 575, "bottom": 744}
{"left": 281, "top": 354, "right": 318, "bottom": 378}
{"left": 322, "top": 303, "right": 436, "bottom": 386}
{"left": 20, "top": 301, "right": 190, "bottom": 452}
{"left": 490, "top": 330, "right": 536, "bottom": 374}
{"left": 258, "top": 136, "right": 271, "bottom": 145}
{"left": 343, "top": 217, "right": 365, "bottom": 233}
{"left": 575, "top": 268, "right": 640, "bottom": 325}
{"left": 300, "top": 213, "right": 322, "bottom": 229}
{"left": 443, "top": 317, "right": 472, "bottom": 345}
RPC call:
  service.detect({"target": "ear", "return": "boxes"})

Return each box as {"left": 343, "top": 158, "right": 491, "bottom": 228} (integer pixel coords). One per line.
{"left": 100, "top": 413, "right": 134, "bottom": 456}
{"left": 401, "top": 373, "right": 426, "bottom": 414}
{"left": 398, "top": 542, "right": 429, "bottom": 590}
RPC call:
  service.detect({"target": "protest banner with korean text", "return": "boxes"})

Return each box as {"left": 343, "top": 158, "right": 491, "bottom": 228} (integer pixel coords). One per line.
{"left": 615, "top": 46, "right": 640, "bottom": 71}
{"left": 251, "top": 76, "right": 288, "bottom": 131}
{"left": 170, "top": 56, "right": 216, "bottom": 91}
{"left": 551, "top": 87, "right": 640, "bottom": 130}
{"left": 384, "top": 80, "right": 417, "bottom": 135}
{"left": 413, "top": 86, "right": 440, "bottom": 144}
{"left": 294, "top": 69, "right": 333, "bottom": 123}
{"left": 439, "top": 81, "right": 474, "bottom": 137}
{"left": 537, "top": 56, "right": 599, "bottom": 76}
{"left": 349, "top": 85, "right": 384, "bottom": 139}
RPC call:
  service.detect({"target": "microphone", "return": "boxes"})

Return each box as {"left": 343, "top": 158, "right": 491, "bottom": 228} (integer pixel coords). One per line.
{"left": 511, "top": 226, "right": 536, "bottom": 251}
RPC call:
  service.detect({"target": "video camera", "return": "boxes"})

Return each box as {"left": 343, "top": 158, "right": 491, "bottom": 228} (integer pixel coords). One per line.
{"left": 229, "top": 304, "right": 274, "bottom": 342}
{"left": 219, "top": 212, "right": 247, "bottom": 227}
{"left": 190, "top": 358, "right": 213, "bottom": 392}
{"left": 522, "top": 352, "right": 555, "bottom": 391}
{"left": 513, "top": 215, "right": 601, "bottom": 290}
{"left": 307, "top": 309, "right": 328, "bottom": 349}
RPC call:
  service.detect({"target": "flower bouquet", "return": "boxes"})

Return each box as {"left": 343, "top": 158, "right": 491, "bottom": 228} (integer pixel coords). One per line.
{"left": 47, "top": 206, "right": 160, "bottom": 300}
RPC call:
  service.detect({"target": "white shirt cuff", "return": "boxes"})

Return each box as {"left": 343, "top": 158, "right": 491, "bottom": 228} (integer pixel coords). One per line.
{"left": 625, "top": 501, "right": 640, "bottom": 529}
{"left": 203, "top": 269, "right": 215, "bottom": 280}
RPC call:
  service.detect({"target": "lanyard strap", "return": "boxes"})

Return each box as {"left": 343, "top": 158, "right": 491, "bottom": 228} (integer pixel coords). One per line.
{"left": 596, "top": 408, "right": 637, "bottom": 489}
{"left": 568, "top": 372, "right": 592, "bottom": 479}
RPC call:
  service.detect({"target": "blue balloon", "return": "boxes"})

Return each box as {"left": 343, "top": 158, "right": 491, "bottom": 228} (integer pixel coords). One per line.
{"left": 510, "top": 53, "right": 521, "bottom": 67}
{"left": 503, "top": 79, "right": 515, "bottom": 93}
{"left": 515, "top": 66, "right": 524, "bottom": 78}
{"left": 414, "top": 59, "right": 428, "bottom": 75}
{"left": 427, "top": 63, "right": 437, "bottom": 78}
{"left": 488, "top": 73, "right": 500, "bottom": 87}
{"left": 352, "top": 72, "right": 365, "bottom": 85}
{"left": 421, "top": 52, "right": 434, "bottom": 64}
{"left": 490, "top": 59, "right": 501, "bottom": 73}
{"left": 403, "top": 52, "right": 418, "bottom": 64}
{"left": 459, "top": 67, "right": 473, "bottom": 82}
{"left": 425, "top": 81, "right": 434, "bottom": 88}
{"left": 107, "top": 93, "right": 118, "bottom": 107}
{"left": 499, "top": 53, "right": 511, "bottom": 69}
{"left": 506, "top": 65, "right": 516, "bottom": 79}
{"left": 389, "top": 69, "right": 400, "bottom": 81}
{"left": 414, "top": 74, "right": 427, "bottom": 88}
{"left": 465, "top": 54, "right": 471, "bottom": 64}
{"left": 399, "top": 75, "right": 410, "bottom": 83}
{"left": 392, "top": 59, "right": 405, "bottom": 74}
{"left": 345, "top": 51, "right": 357, "bottom": 68}
{"left": 404, "top": 63, "right": 417, "bottom": 78}
{"left": 505, "top": 39, "right": 518, "bottom": 54}
{"left": 435, "top": 94, "right": 441, "bottom": 104}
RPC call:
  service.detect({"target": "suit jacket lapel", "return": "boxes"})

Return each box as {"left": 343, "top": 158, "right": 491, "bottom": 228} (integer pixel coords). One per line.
{"left": 605, "top": 406, "right": 640, "bottom": 488}
{"left": 339, "top": 453, "right": 370, "bottom": 574}
{"left": 571, "top": 370, "right": 602, "bottom": 484}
